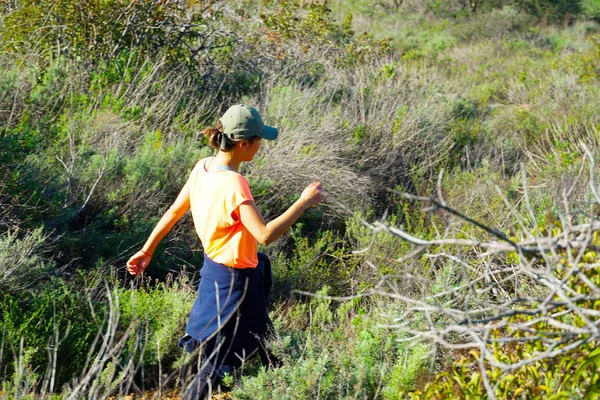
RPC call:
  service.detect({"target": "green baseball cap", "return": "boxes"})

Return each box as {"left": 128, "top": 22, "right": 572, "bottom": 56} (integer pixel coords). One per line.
{"left": 219, "top": 104, "right": 278, "bottom": 150}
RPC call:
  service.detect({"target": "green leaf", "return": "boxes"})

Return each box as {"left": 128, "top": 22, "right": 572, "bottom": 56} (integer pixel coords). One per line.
{"left": 548, "top": 392, "right": 573, "bottom": 400}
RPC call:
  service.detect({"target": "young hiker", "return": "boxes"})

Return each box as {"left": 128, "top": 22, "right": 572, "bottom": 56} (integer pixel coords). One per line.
{"left": 125, "top": 104, "right": 324, "bottom": 399}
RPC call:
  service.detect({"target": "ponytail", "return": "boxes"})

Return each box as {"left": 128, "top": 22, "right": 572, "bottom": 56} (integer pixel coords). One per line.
{"left": 202, "top": 121, "right": 238, "bottom": 152}
{"left": 201, "top": 120, "right": 261, "bottom": 152}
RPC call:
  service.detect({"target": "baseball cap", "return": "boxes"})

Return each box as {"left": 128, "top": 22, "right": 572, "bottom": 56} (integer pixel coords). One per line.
{"left": 219, "top": 104, "right": 278, "bottom": 150}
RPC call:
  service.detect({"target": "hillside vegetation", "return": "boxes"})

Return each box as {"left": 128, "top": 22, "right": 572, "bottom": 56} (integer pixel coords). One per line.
{"left": 2, "top": 0, "right": 600, "bottom": 398}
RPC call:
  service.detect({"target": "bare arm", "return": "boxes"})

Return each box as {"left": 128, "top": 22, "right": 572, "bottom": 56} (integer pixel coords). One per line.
{"left": 238, "top": 181, "right": 324, "bottom": 246}
{"left": 126, "top": 179, "right": 191, "bottom": 276}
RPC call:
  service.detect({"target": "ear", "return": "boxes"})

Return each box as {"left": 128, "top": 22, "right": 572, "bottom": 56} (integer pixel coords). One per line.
{"left": 240, "top": 139, "right": 249, "bottom": 148}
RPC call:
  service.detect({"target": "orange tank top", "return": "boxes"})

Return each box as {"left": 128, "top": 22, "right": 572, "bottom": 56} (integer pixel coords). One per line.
{"left": 188, "top": 157, "right": 258, "bottom": 268}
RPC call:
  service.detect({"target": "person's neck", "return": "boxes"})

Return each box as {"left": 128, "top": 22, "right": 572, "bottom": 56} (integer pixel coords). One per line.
{"left": 213, "top": 151, "right": 241, "bottom": 172}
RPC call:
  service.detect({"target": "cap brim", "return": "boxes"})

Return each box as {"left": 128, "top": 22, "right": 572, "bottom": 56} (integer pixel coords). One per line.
{"left": 259, "top": 125, "right": 278, "bottom": 140}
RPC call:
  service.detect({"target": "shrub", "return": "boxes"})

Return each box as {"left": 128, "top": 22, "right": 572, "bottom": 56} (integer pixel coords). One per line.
{"left": 424, "top": 0, "right": 584, "bottom": 22}
{"left": 0, "top": 278, "right": 102, "bottom": 392}
{"left": 234, "top": 294, "right": 428, "bottom": 399}
{"left": 117, "top": 276, "right": 196, "bottom": 377}
{"left": 270, "top": 228, "right": 361, "bottom": 296}
{"left": 583, "top": 0, "right": 600, "bottom": 21}
{"left": 0, "top": 273, "right": 196, "bottom": 397}
{"left": 1, "top": 0, "right": 232, "bottom": 75}
{"left": 257, "top": 0, "right": 391, "bottom": 69}
{"left": 561, "top": 33, "right": 600, "bottom": 81}
{"left": 516, "top": 0, "right": 584, "bottom": 22}
{"left": 0, "top": 228, "right": 51, "bottom": 293}
{"left": 451, "top": 6, "right": 534, "bottom": 40}
{"left": 419, "top": 336, "right": 600, "bottom": 398}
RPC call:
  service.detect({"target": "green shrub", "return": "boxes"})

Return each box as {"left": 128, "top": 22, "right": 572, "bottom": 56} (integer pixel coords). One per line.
{"left": 583, "top": 0, "right": 600, "bottom": 21}
{"left": 382, "top": 343, "right": 430, "bottom": 398}
{"left": 429, "top": 0, "right": 585, "bottom": 22}
{"left": 257, "top": 0, "right": 391, "bottom": 68}
{"left": 0, "top": 278, "right": 102, "bottom": 390}
{"left": 271, "top": 228, "right": 360, "bottom": 296}
{"left": 419, "top": 335, "right": 600, "bottom": 398}
{"left": 561, "top": 33, "right": 600, "bottom": 81}
{"left": 395, "top": 26, "right": 457, "bottom": 61}
{"left": 0, "top": 228, "right": 51, "bottom": 293}
{"left": 234, "top": 295, "right": 427, "bottom": 399}
{"left": 117, "top": 277, "right": 196, "bottom": 373}
{"left": 1, "top": 0, "right": 231, "bottom": 73}
{"left": 451, "top": 6, "right": 534, "bottom": 40}
{"left": 516, "top": 0, "right": 583, "bottom": 22}
{"left": 0, "top": 273, "right": 197, "bottom": 396}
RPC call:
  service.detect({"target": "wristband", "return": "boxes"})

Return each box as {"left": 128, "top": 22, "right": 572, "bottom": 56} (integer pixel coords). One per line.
{"left": 141, "top": 249, "right": 153, "bottom": 257}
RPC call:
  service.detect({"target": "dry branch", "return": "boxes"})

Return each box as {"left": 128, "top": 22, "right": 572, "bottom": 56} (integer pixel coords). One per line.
{"left": 355, "top": 143, "right": 600, "bottom": 397}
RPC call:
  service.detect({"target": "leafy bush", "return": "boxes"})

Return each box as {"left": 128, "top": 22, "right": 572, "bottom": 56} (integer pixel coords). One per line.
{"left": 0, "top": 273, "right": 197, "bottom": 397}
{"left": 117, "top": 277, "right": 196, "bottom": 375}
{"left": 257, "top": 0, "right": 391, "bottom": 69}
{"left": 270, "top": 228, "right": 361, "bottom": 296}
{"left": 451, "top": 6, "right": 534, "bottom": 40}
{"left": 1, "top": 0, "right": 232, "bottom": 75}
{"left": 516, "top": 0, "right": 584, "bottom": 22}
{"left": 0, "top": 228, "right": 51, "bottom": 293}
{"left": 583, "top": 0, "right": 600, "bottom": 21}
{"left": 420, "top": 331, "right": 600, "bottom": 398}
{"left": 421, "top": 0, "right": 584, "bottom": 22}
{"left": 561, "top": 33, "right": 600, "bottom": 81}
{"left": 1, "top": 278, "right": 102, "bottom": 391}
{"left": 234, "top": 293, "right": 428, "bottom": 399}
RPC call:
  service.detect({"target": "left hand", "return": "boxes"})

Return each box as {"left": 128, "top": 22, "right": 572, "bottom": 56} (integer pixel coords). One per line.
{"left": 126, "top": 251, "right": 152, "bottom": 276}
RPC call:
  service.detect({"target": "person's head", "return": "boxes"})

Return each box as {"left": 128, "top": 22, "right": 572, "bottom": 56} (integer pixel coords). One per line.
{"left": 202, "top": 104, "right": 278, "bottom": 160}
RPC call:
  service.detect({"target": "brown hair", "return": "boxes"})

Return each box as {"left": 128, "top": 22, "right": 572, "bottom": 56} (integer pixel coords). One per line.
{"left": 202, "top": 120, "right": 260, "bottom": 152}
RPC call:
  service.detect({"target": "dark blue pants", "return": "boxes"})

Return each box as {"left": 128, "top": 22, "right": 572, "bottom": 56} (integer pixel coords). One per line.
{"left": 180, "top": 253, "right": 275, "bottom": 399}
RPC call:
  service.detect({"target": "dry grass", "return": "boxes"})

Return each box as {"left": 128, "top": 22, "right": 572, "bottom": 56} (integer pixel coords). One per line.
{"left": 247, "top": 58, "right": 455, "bottom": 218}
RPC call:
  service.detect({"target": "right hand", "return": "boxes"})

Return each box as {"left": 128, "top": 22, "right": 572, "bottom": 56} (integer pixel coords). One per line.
{"left": 126, "top": 251, "right": 152, "bottom": 276}
{"left": 300, "top": 181, "right": 325, "bottom": 208}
